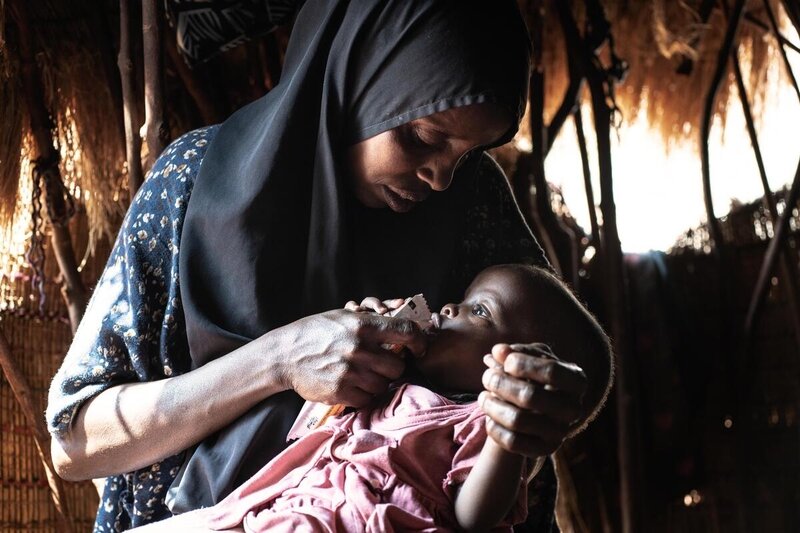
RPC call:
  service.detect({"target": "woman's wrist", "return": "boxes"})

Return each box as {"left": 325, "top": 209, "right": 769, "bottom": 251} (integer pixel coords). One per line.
{"left": 252, "top": 321, "right": 297, "bottom": 394}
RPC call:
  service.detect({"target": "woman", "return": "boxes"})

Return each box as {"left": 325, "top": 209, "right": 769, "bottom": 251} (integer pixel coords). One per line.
{"left": 47, "top": 1, "right": 586, "bottom": 530}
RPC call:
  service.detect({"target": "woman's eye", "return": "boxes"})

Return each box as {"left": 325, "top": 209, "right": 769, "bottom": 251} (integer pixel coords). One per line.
{"left": 471, "top": 303, "right": 489, "bottom": 318}
{"left": 410, "top": 125, "right": 432, "bottom": 148}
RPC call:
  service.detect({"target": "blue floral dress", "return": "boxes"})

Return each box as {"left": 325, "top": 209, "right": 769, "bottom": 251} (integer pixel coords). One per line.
{"left": 46, "top": 126, "right": 555, "bottom": 531}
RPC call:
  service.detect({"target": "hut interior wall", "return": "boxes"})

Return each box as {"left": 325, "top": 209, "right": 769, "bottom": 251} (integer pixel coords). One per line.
{"left": 0, "top": 208, "right": 111, "bottom": 530}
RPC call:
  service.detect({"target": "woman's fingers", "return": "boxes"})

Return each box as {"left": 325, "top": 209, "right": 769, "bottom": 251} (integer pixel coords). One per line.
{"left": 360, "top": 296, "right": 388, "bottom": 314}
{"left": 503, "top": 353, "right": 587, "bottom": 397}
{"left": 382, "top": 298, "right": 406, "bottom": 310}
{"left": 479, "top": 392, "right": 568, "bottom": 442}
{"left": 352, "top": 347, "right": 406, "bottom": 381}
{"left": 491, "top": 343, "right": 587, "bottom": 397}
{"left": 362, "top": 315, "right": 428, "bottom": 357}
{"left": 484, "top": 418, "right": 560, "bottom": 457}
{"left": 344, "top": 297, "right": 407, "bottom": 315}
{"left": 338, "top": 387, "right": 374, "bottom": 408}
{"left": 482, "top": 368, "right": 581, "bottom": 426}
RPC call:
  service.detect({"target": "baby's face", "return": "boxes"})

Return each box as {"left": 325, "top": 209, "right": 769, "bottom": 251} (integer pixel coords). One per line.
{"left": 414, "top": 266, "right": 536, "bottom": 394}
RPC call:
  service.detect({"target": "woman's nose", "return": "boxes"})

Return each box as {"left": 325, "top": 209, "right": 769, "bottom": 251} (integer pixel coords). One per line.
{"left": 417, "top": 161, "right": 455, "bottom": 192}
{"left": 441, "top": 303, "right": 459, "bottom": 318}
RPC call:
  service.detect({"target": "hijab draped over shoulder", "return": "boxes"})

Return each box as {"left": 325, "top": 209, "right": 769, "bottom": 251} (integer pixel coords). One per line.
{"left": 171, "top": 0, "right": 534, "bottom": 510}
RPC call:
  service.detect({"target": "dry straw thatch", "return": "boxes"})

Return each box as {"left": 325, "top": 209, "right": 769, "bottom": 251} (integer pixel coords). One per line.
{"left": 529, "top": 0, "right": 785, "bottom": 141}
{"left": 1, "top": 0, "right": 127, "bottom": 288}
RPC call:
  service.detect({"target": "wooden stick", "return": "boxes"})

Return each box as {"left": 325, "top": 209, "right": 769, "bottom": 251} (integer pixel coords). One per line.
{"left": 780, "top": 0, "right": 800, "bottom": 41}
{"left": 142, "top": 0, "right": 169, "bottom": 169}
{"left": 557, "top": 1, "right": 638, "bottom": 531}
{"left": 545, "top": 76, "right": 584, "bottom": 156}
{"left": 744, "top": 159, "right": 800, "bottom": 350}
{"left": 0, "top": 326, "right": 73, "bottom": 532}
{"left": 118, "top": 0, "right": 144, "bottom": 197}
{"left": 89, "top": 5, "right": 127, "bottom": 158}
{"left": 744, "top": 12, "right": 800, "bottom": 55}
{"left": 545, "top": 7, "right": 586, "bottom": 157}
{"left": 528, "top": 0, "right": 564, "bottom": 277}
{"left": 10, "top": 0, "right": 88, "bottom": 334}
{"left": 574, "top": 107, "right": 601, "bottom": 250}
{"left": 762, "top": 0, "right": 800, "bottom": 101}
{"left": 732, "top": 51, "right": 800, "bottom": 350}
{"left": 700, "top": 0, "right": 746, "bottom": 251}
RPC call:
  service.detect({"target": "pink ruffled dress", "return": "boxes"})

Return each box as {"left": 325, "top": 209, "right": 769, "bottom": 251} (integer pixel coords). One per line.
{"left": 186, "top": 383, "right": 527, "bottom": 532}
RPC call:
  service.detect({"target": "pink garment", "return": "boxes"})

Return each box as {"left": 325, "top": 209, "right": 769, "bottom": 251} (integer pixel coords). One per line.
{"left": 201, "top": 383, "right": 527, "bottom": 532}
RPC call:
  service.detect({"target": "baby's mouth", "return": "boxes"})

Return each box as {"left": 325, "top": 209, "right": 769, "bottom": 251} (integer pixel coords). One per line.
{"left": 429, "top": 312, "right": 442, "bottom": 331}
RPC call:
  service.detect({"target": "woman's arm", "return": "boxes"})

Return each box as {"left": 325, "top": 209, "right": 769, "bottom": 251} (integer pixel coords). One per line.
{"left": 51, "top": 329, "right": 289, "bottom": 481}
{"left": 51, "top": 309, "right": 423, "bottom": 481}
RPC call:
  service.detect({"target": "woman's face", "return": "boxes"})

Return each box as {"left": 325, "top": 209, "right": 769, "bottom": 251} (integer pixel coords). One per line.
{"left": 347, "top": 103, "right": 511, "bottom": 212}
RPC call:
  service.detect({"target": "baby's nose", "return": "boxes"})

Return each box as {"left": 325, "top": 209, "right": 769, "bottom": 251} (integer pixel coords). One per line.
{"left": 441, "top": 303, "right": 458, "bottom": 318}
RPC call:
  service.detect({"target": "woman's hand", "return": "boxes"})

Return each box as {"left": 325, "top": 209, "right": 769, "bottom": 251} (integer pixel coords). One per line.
{"left": 479, "top": 343, "right": 587, "bottom": 457}
{"left": 344, "top": 296, "right": 406, "bottom": 315}
{"left": 276, "top": 309, "right": 426, "bottom": 408}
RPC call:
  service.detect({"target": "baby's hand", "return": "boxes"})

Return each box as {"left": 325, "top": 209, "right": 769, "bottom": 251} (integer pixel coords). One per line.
{"left": 479, "top": 343, "right": 586, "bottom": 458}
{"left": 344, "top": 297, "right": 406, "bottom": 315}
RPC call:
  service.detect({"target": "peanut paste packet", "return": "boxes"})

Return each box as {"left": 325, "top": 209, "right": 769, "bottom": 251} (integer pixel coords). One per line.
{"left": 287, "top": 294, "right": 432, "bottom": 441}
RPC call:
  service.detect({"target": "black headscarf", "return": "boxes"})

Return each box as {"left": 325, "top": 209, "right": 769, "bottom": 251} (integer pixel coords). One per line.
{"left": 171, "top": 0, "right": 532, "bottom": 510}
{"left": 180, "top": 0, "right": 531, "bottom": 365}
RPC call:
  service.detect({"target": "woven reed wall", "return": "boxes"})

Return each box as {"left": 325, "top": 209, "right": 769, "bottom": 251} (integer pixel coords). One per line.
{"left": 1, "top": 211, "right": 113, "bottom": 532}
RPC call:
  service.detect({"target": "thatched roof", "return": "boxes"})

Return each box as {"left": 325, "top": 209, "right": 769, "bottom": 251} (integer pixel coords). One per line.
{"left": 519, "top": 0, "right": 787, "bottom": 142}
{"left": 0, "top": 0, "right": 793, "bottom": 273}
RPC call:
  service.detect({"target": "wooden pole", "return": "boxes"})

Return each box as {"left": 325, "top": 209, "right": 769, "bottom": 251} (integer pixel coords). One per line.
{"left": 557, "top": 1, "right": 638, "bottom": 530}
{"left": 89, "top": 5, "right": 127, "bottom": 158}
{"left": 528, "top": 0, "right": 563, "bottom": 277}
{"left": 763, "top": 0, "right": 800, "bottom": 101}
{"left": 780, "top": 0, "right": 800, "bottom": 40}
{"left": 744, "top": 160, "right": 800, "bottom": 350}
{"left": 10, "top": 0, "right": 88, "bottom": 334}
{"left": 545, "top": 76, "right": 584, "bottom": 156}
{"left": 142, "top": 0, "right": 169, "bottom": 169}
{"left": 700, "top": 0, "right": 746, "bottom": 250}
{"left": 0, "top": 327, "right": 73, "bottom": 531}
{"left": 732, "top": 51, "right": 800, "bottom": 351}
{"left": 574, "top": 107, "right": 601, "bottom": 251}
{"left": 586, "top": 67, "right": 637, "bottom": 533}
{"left": 118, "top": 0, "right": 144, "bottom": 197}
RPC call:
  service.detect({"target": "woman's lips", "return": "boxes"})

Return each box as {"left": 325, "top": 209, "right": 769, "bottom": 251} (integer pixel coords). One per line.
{"left": 381, "top": 185, "right": 428, "bottom": 213}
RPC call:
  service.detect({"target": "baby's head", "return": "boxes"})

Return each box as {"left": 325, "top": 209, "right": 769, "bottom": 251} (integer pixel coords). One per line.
{"left": 415, "top": 264, "right": 613, "bottom": 431}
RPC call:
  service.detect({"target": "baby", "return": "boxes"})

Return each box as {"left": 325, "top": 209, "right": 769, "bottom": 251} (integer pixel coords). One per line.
{"left": 136, "top": 264, "right": 613, "bottom": 532}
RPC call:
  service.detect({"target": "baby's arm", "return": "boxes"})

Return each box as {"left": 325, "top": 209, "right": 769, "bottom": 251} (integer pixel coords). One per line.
{"left": 453, "top": 436, "right": 529, "bottom": 531}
